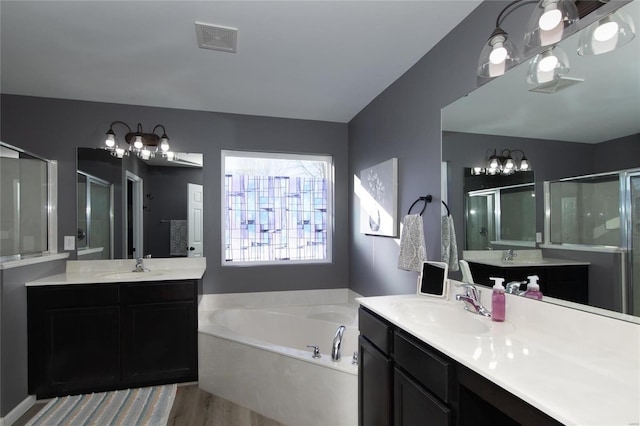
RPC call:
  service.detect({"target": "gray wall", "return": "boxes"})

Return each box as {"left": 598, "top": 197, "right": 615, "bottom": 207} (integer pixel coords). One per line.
{"left": 0, "top": 94, "right": 349, "bottom": 294}
{"left": 347, "top": 0, "right": 630, "bottom": 297}
{"left": 348, "top": 2, "right": 503, "bottom": 296}
{"left": 0, "top": 260, "right": 66, "bottom": 417}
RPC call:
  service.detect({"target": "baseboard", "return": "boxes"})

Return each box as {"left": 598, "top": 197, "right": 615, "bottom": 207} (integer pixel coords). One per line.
{"left": 1, "top": 395, "right": 36, "bottom": 426}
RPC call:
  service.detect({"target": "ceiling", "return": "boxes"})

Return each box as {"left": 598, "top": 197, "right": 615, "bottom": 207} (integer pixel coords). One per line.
{"left": 0, "top": 1, "right": 482, "bottom": 124}
{"left": 443, "top": 0, "right": 640, "bottom": 144}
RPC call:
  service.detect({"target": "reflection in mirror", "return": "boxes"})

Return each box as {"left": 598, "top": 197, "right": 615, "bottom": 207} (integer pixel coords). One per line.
{"left": 442, "top": 1, "right": 640, "bottom": 319}
{"left": 464, "top": 168, "right": 535, "bottom": 250}
{"left": 77, "top": 148, "right": 203, "bottom": 260}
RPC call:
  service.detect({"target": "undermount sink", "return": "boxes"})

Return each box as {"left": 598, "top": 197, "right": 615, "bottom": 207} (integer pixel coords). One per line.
{"left": 95, "top": 270, "right": 168, "bottom": 280}
{"left": 389, "top": 299, "right": 492, "bottom": 335}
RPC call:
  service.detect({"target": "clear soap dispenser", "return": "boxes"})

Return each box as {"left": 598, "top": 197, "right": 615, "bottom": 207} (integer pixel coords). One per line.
{"left": 490, "top": 277, "right": 506, "bottom": 322}
{"left": 524, "top": 275, "right": 543, "bottom": 300}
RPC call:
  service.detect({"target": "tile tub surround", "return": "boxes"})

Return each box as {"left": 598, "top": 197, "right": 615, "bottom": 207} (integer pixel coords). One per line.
{"left": 198, "top": 289, "right": 360, "bottom": 426}
{"left": 358, "top": 282, "right": 640, "bottom": 426}
{"left": 24, "top": 258, "right": 206, "bottom": 286}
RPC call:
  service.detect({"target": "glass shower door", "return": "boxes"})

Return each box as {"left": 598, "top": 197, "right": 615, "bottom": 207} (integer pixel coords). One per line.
{"left": 628, "top": 173, "right": 640, "bottom": 315}
{"left": 466, "top": 192, "right": 496, "bottom": 250}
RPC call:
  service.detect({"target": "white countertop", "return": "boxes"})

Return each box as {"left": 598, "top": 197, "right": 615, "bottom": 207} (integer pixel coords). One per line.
{"left": 357, "top": 287, "right": 640, "bottom": 426}
{"left": 463, "top": 249, "right": 590, "bottom": 267}
{"left": 25, "top": 258, "right": 206, "bottom": 286}
{"left": 465, "top": 257, "right": 590, "bottom": 267}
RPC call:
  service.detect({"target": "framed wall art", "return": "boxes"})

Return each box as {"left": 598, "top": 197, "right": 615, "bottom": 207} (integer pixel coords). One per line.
{"left": 359, "top": 158, "right": 398, "bottom": 237}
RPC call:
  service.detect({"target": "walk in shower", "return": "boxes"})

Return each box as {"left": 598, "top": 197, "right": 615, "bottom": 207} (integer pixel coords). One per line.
{"left": 545, "top": 169, "right": 640, "bottom": 315}
{"left": 77, "top": 172, "right": 113, "bottom": 259}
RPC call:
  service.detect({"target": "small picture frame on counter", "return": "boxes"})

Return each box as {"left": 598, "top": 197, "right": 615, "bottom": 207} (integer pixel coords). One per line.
{"left": 417, "top": 261, "right": 449, "bottom": 299}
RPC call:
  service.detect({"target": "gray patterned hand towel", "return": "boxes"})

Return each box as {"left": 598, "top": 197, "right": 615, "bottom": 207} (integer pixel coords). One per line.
{"left": 442, "top": 215, "right": 459, "bottom": 271}
{"left": 397, "top": 214, "right": 426, "bottom": 272}
{"left": 170, "top": 220, "right": 188, "bottom": 256}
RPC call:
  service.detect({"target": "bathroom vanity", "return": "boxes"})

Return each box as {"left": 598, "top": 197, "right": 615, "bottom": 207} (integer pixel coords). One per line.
{"left": 25, "top": 258, "right": 205, "bottom": 398}
{"left": 463, "top": 251, "right": 590, "bottom": 304}
{"left": 357, "top": 289, "right": 639, "bottom": 426}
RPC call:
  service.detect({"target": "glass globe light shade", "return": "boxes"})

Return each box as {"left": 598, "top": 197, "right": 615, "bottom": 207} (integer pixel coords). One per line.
{"left": 578, "top": 9, "right": 636, "bottom": 56}
{"left": 524, "top": 0, "right": 579, "bottom": 50}
{"left": 527, "top": 46, "right": 570, "bottom": 84}
{"left": 477, "top": 29, "right": 520, "bottom": 78}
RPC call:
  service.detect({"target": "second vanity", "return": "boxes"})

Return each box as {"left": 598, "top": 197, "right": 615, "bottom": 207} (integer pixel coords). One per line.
{"left": 463, "top": 250, "right": 590, "bottom": 304}
{"left": 357, "top": 284, "right": 639, "bottom": 426}
{"left": 25, "top": 258, "right": 206, "bottom": 398}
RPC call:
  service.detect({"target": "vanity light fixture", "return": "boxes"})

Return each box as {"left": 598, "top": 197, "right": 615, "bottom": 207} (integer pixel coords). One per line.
{"left": 103, "top": 121, "right": 173, "bottom": 160}
{"left": 477, "top": 0, "right": 522, "bottom": 78}
{"left": 524, "top": 0, "right": 579, "bottom": 51}
{"left": 577, "top": 7, "right": 636, "bottom": 56}
{"left": 526, "top": 45, "right": 570, "bottom": 84}
{"left": 484, "top": 149, "right": 531, "bottom": 175}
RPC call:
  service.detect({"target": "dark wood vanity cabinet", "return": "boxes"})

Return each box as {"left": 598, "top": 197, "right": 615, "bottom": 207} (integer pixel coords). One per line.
{"left": 358, "top": 307, "right": 562, "bottom": 426}
{"left": 466, "top": 262, "right": 589, "bottom": 304}
{"left": 28, "top": 280, "right": 198, "bottom": 398}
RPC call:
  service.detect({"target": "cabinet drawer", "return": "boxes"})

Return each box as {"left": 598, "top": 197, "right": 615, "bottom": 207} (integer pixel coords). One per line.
{"left": 395, "top": 367, "right": 451, "bottom": 426}
{"left": 126, "top": 281, "right": 196, "bottom": 304}
{"left": 28, "top": 284, "right": 119, "bottom": 309}
{"left": 359, "top": 307, "right": 392, "bottom": 355}
{"left": 394, "top": 331, "right": 453, "bottom": 403}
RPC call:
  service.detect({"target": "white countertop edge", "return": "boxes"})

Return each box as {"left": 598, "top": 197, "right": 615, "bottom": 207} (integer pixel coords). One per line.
{"left": 77, "top": 247, "right": 104, "bottom": 256}
{"left": 356, "top": 293, "right": 640, "bottom": 426}
{"left": 25, "top": 268, "right": 206, "bottom": 286}
{"left": 539, "top": 244, "right": 626, "bottom": 253}
{"left": 0, "top": 252, "right": 70, "bottom": 270}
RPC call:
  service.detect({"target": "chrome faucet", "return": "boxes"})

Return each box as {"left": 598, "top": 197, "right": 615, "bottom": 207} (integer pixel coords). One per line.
{"left": 331, "top": 325, "right": 346, "bottom": 361}
{"left": 503, "top": 249, "right": 517, "bottom": 261}
{"left": 132, "top": 258, "right": 150, "bottom": 273}
{"left": 455, "top": 284, "right": 492, "bottom": 317}
{"left": 506, "top": 280, "right": 527, "bottom": 295}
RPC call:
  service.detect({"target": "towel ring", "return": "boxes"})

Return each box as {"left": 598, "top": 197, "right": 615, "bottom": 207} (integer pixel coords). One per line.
{"left": 442, "top": 200, "right": 451, "bottom": 216}
{"left": 408, "top": 195, "right": 432, "bottom": 216}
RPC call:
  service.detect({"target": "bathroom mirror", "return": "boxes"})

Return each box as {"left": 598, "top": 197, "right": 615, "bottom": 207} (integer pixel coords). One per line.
{"left": 76, "top": 148, "right": 203, "bottom": 260}
{"left": 442, "top": 0, "right": 640, "bottom": 318}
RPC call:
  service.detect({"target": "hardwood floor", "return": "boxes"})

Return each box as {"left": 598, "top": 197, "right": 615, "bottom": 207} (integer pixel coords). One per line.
{"left": 13, "top": 384, "right": 285, "bottom": 426}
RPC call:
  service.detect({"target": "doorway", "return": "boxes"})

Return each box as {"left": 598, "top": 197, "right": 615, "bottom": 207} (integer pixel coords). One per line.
{"left": 126, "top": 172, "right": 143, "bottom": 259}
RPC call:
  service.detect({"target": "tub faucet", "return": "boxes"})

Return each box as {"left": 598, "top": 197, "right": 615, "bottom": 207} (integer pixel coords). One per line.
{"left": 455, "top": 283, "right": 492, "bottom": 317}
{"left": 132, "top": 258, "right": 150, "bottom": 273}
{"left": 331, "top": 325, "right": 346, "bottom": 361}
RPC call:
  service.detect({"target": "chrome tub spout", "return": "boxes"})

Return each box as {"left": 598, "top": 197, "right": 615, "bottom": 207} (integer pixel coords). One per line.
{"left": 331, "top": 325, "right": 346, "bottom": 361}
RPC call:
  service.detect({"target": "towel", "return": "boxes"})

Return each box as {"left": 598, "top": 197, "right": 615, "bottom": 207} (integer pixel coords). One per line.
{"left": 397, "top": 214, "right": 426, "bottom": 272}
{"left": 170, "top": 219, "right": 188, "bottom": 256}
{"left": 441, "top": 215, "right": 459, "bottom": 271}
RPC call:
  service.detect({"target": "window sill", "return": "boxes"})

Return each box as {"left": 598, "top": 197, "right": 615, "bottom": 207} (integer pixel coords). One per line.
{"left": 0, "top": 252, "right": 70, "bottom": 270}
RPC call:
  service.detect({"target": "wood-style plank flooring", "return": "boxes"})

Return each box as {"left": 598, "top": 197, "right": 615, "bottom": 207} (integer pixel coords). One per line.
{"left": 14, "top": 384, "right": 285, "bottom": 426}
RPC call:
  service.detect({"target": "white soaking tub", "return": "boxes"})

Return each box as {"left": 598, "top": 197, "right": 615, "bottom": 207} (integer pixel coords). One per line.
{"left": 198, "top": 303, "right": 359, "bottom": 426}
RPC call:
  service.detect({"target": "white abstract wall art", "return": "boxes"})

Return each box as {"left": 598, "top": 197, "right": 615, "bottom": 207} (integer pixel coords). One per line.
{"left": 359, "top": 158, "right": 398, "bottom": 237}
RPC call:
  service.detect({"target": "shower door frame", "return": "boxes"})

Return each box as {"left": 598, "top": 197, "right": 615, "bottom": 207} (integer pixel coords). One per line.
{"left": 622, "top": 170, "right": 640, "bottom": 315}
{"left": 78, "top": 171, "right": 114, "bottom": 259}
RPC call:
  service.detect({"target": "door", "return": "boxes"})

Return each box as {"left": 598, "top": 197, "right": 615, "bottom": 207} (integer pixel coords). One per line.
{"left": 126, "top": 172, "right": 143, "bottom": 259}
{"left": 187, "top": 183, "right": 203, "bottom": 257}
{"left": 628, "top": 173, "right": 640, "bottom": 315}
{"left": 465, "top": 192, "right": 496, "bottom": 250}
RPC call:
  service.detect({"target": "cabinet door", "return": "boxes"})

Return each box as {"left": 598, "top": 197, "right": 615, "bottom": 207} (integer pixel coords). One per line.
{"left": 124, "top": 301, "right": 197, "bottom": 384}
{"left": 42, "top": 307, "right": 121, "bottom": 396}
{"left": 394, "top": 368, "right": 451, "bottom": 426}
{"left": 359, "top": 336, "right": 392, "bottom": 426}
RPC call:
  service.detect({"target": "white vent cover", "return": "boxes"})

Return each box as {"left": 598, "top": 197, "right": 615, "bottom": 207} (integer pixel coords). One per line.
{"left": 195, "top": 22, "right": 237, "bottom": 53}
{"left": 529, "top": 77, "right": 584, "bottom": 94}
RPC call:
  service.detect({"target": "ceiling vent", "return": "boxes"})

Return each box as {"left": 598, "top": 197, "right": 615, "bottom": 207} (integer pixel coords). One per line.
{"left": 529, "top": 77, "right": 584, "bottom": 94}
{"left": 195, "top": 22, "right": 237, "bottom": 53}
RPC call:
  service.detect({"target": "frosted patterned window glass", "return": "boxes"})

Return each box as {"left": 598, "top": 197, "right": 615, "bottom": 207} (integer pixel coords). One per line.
{"left": 0, "top": 144, "right": 49, "bottom": 258}
{"left": 222, "top": 151, "right": 332, "bottom": 265}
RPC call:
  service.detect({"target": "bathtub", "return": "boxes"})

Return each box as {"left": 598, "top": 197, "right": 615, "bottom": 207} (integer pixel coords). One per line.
{"left": 199, "top": 303, "right": 359, "bottom": 426}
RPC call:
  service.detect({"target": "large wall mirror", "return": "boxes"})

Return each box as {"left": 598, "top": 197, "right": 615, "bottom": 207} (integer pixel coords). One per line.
{"left": 442, "top": 0, "right": 640, "bottom": 319}
{"left": 77, "top": 148, "right": 203, "bottom": 260}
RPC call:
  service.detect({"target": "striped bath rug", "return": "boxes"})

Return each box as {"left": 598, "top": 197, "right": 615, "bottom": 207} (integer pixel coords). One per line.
{"left": 26, "top": 384, "right": 177, "bottom": 426}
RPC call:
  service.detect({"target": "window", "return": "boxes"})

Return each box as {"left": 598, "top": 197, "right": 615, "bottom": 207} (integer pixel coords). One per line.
{"left": 222, "top": 150, "right": 333, "bottom": 265}
{"left": 0, "top": 143, "right": 53, "bottom": 261}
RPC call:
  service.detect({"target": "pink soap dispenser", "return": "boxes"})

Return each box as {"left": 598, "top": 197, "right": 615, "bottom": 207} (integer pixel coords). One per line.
{"left": 524, "top": 275, "right": 544, "bottom": 300}
{"left": 490, "top": 277, "right": 506, "bottom": 322}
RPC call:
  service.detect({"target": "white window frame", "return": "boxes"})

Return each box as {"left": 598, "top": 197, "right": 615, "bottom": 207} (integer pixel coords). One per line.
{"left": 221, "top": 150, "right": 334, "bottom": 266}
